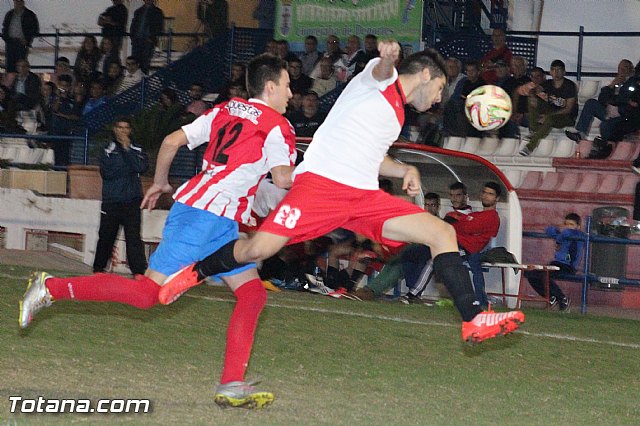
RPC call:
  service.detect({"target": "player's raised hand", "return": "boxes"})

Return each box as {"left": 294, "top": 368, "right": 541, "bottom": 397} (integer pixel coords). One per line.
{"left": 141, "top": 182, "right": 173, "bottom": 211}
{"left": 378, "top": 40, "right": 401, "bottom": 64}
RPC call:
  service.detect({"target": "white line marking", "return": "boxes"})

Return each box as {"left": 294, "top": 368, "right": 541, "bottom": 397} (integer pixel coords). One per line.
{"left": 187, "top": 294, "right": 640, "bottom": 349}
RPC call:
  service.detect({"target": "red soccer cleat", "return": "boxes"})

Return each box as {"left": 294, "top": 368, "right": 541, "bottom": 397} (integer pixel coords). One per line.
{"left": 158, "top": 264, "right": 204, "bottom": 305}
{"left": 461, "top": 310, "right": 525, "bottom": 344}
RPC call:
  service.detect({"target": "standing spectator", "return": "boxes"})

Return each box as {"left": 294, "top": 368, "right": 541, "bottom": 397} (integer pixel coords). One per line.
{"left": 74, "top": 36, "right": 102, "bottom": 85}
{"left": 253, "top": 0, "right": 275, "bottom": 29}
{"left": 311, "top": 57, "right": 337, "bottom": 97}
{"left": 98, "top": 0, "right": 128, "bottom": 54}
{"left": 116, "top": 56, "right": 145, "bottom": 94}
{"left": 286, "top": 91, "right": 326, "bottom": 138}
{"left": 523, "top": 213, "right": 584, "bottom": 311}
{"left": 1, "top": 0, "right": 39, "bottom": 73}
{"left": 185, "top": 82, "right": 208, "bottom": 117}
{"left": 199, "top": 0, "right": 228, "bottom": 38}
{"left": 82, "top": 80, "right": 107, "bottom": 115}
{"left": 300, "top": 35, "right": 321, "bottom": 76}
{"left": 130, "top": 0, "right": 164, "bottom": 74}
{"left": 97, "top": 36, "right": 122, "bottom": 78}
{"left": 288, "top": 58, "right": 312, "bottom": 95}
{"left": 480, "top": 28, "right": 512, "bottom": 84}
{"left": 519, "top": 60, "right": 577, "bottom": 156}
{"left": 49, "top": 57, "right": 73, "bottom": 86}
{"left": 93, "top": 117, "right": 149, "bottom": 276}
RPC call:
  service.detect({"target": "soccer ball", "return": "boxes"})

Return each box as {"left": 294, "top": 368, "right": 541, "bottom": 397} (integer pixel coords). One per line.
{"left": 464, "top": 85, "right": 512, "bottom": 131}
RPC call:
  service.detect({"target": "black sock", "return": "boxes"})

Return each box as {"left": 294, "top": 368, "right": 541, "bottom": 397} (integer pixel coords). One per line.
{"left": 433, "top": 252, "right": 482, "bottom": 322}
{"left": 196, "top": 240, "right": 246, "bottom": 278}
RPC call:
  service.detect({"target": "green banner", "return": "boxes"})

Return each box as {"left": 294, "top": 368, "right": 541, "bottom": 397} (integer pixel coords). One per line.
{"left": 275, "top": 0, "right": 423, "bottom": 48}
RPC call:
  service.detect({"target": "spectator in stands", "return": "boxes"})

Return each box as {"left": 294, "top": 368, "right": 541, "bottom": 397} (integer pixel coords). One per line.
{"left": 49, "top": 57, "right": 73, "bottom": 86}
{"left": 445, "top": 182, "right": 501, "bottom": 308}
{"left": 116, "top": 56, "right": 145, "bottom": 94}
{"left": 566, "top": 59, "right": 634, "bottom": 142}
{"left": 285, "top": 91, "right": 302, "bottom": 116}
{"left": 359, "top": 34, "right": 380, "bottom": 70}
{"left": 93, "top": 117, "right": 149, "bottom": 276}
{"left": 524, "top": 212, "right": 584, "bottom": 311}
{"left": 1, "top": 0, "right": 39, "bottom": 73}
{"left": 199, "top": 0, "right": 228, "bottom": 39}
{"left": 50, "top": 75, "right": 82, "bottom": 165}
{"left": 264, "top": 38, "right": 278, "bottom": 56}
{"left": 310, "top": 35, "right": 344, "bottom": 79}
{"left": 253, "top": 0, "right": 276, "bottom": 30}
{"left": 300, "top": 35, "right": 321, "bottom": 76}
{"left": 443, "top": 57, "right": 466, "bottom": 104}
{"left": 287, "top": 91, "right": 326, "bottom": 138}
{"left": 82, "top": 80, "right": 107, "bottom": 115}
{"left": 103, "top": 62, "right": 124, "bottom": 96}
{"left": 217, "top": 62, "right": 246, "bottom": 101}
{"left": 97, "top": 36, "right": 122, "bottom": 78}
{"left": 11, "top": 58, "right": 40, "bottom": 114}
{"left": 185, "top": 82, "right": 208, "bottom": 117}
{"left": 311, "top": 57, "right": 337, "bottom": 97}
{"left": 38, "top": 81, "right": 56, "bottom": 131}
{"left": 0, "top": 84, "right": 22, "bottom": 133}
{"left": 444, "top": 60, "right": 485, "bottom": 137}
{"left": 494, "top": 59, "right": 519, "bottom": 138}
{"left": 480, "top": 28, "right": 512, "bottom": 84}
{"left": 519, "top": 60, "right": 577, "bottom": 157}
{"left": 288, "top": 57, "right": 312, "bottom": 95}
{"left": 339, "top": 35, "right": 366, "bottom": 81}
{"left": 130, "top": 0, "right": 164, "bottom": 74}
{"left": 98, "top": 0, "right": 128, "bottom": 53}
{"left": 74, "top": 36, "right": 102, "bottom": 85}
{"left": 276, "top": 39, "right": 298, "bottom": 64}
{"left": 509, "top": 56, "right": 532, "bottom": 126}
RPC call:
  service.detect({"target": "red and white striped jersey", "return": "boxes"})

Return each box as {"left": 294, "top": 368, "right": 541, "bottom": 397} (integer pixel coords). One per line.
{"left": 173, "top": 98, "right": 297, "bottom": 225}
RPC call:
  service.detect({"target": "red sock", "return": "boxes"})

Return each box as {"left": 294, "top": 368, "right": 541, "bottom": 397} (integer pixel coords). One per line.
{"left": 46, "top": 273, "right": 160, "bottom": 309}
{"left": 220, "top": 279, "right": 267, "bottom": 384}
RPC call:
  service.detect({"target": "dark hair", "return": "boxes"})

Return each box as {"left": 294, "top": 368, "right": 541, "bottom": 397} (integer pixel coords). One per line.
{"left": 464, "top": 59, "right": 480, "bottom": 71}
{"left": 449, "top": 181, "right": 467, "bottom": 194}
{"left": 550, "top": 59, "right": 565, "bottom": 70}
{"left": 484, "top": 181, "right": 502, "bottom": 198}
{"left": 288, "top": 57, "right": 302, "bottom": 66}
{"left": 531, "top": 66, "right": 545, "bottom": 75}
{"left": 126, "top": 56, "right": 138, "bottom": 65}
{"left": 44, "top": 81, "right": 57, "bottom": 91}
{"left": 57, "top": 56, "right": 70, "bottom": 64}
{"left": 424, "top": 192, "right": 440, "bottom": 201}
{"left": 160, "top": 87, "right": 177, "bottom": 103}
{"left": 246, "top": 53, "right": 287, "bottom": 98}
{"left": 379, "top": 178, "right": 394, "bottom": 194}
{"left": 305, "top": 35, "right": 318, "bottom": 44}
{"left": 58, "top": 74, "right": 73, "bottom": 84}
{"left": 397, "top": 48, "right": 446, "bottom": 79}
{"left": 565, "top": 212, "right": 581, "bottom": 225}
{"left": 113, "top": 116, "right": 131, "bottom": 126}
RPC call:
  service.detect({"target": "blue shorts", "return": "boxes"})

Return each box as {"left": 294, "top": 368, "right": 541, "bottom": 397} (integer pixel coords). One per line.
{"left": 149, "top": 202, "right": 255, "bottom": 279}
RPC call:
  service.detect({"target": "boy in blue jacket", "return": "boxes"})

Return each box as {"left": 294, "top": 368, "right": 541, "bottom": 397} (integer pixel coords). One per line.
{"left": 524, "top": 213, "right": 584, "bottom": 311}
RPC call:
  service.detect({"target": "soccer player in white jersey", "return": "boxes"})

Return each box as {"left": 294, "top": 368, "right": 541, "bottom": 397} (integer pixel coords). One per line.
{"left": 19, "top": 54, "right": 297, "bottom": 409}
{"left": 161, "top": 42, "right": 525, "bottom": 344}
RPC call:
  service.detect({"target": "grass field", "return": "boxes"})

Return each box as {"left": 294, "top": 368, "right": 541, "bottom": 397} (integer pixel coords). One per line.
{"left": 2, "top": 264, "right": 640, "bottom": 425}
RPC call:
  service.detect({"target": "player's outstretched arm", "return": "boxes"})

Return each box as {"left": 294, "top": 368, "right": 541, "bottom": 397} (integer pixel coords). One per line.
{"left": 140, "top": 129, "right": 188, "bottom": 210}
{"left": 372, "top": 40, "right": 400, "bottom": 82}
{"left": 379, "top": 155, "right": 422, "bottom": 197}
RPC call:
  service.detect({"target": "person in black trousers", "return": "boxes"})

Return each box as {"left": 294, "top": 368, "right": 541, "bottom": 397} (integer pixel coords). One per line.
{"left": 1, "top": 0, "right": 39, "bottom": 73}
{"left": 93, "top": 117, "right": 149, "bottom": 275}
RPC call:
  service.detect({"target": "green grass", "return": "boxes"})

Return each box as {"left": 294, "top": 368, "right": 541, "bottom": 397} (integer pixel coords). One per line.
{"left": 2, "top": 264, "right": 640, "bottom": 425}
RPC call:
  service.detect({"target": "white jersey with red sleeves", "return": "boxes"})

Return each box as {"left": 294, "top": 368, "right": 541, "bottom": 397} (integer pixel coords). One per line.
{"left": 173, "top": 97, "right": 296, "bottom": 224}
{"left": 295, "top": 57, "right": 405, "bottom": 190}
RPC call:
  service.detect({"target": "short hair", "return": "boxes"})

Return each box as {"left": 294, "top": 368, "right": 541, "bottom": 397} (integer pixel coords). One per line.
{"left": 58, "top": 74, "right": 73, "bottom": 84}
{"left": 465, "top": 59, "right": 480, "bottom": 71}
{"left": 397, "top": 48, "right": 446, "bottom": 79}
{"left": 305, "top": 35, "right": 318, "bottom": 44}
{"left": 484, "top": 181, "right": 502, "bottom": 198}
{"left": 531, "top": 66, "right": 545, "bottom": 75}
{"left": 190, "top": 82, "right": 204, "bottom": 89}
{"left": 246, "top": 54, "right": 288, "bottom": 98}
{"left": 565, "top": 212, "right": 581, "bottom": 225}
{"left": 113, "top": 116, "right": 131, "bottom": 126}
{"left": 424, "top": 192, "right": 440, "bottom": 202}
{"left": 57, "top": 56, "right": 70, "bottom": 64}
{"left": 304, "top": 90, "right": 319, "bottom": 100}
{"left": 449, "top": 181, "right": 467, "bottom": 194}
{"left": 364, "top": 34, "right": 377, "bottom": 41}
{"left": 288, "top": 57, "right": 302, "bottom": 66}
{"left": 44, "top": 81, "right": 57, "bottom": 91}
{"left": 550, "top": 59, "right": 565, "bottom": 70}
{"left": 126, "top": 56, "right": 138, "bottom": 65}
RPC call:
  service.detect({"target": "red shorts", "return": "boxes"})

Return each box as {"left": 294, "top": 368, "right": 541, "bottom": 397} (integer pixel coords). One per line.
{"left": 259, "top": 172, "right": 425, "bottom": 247}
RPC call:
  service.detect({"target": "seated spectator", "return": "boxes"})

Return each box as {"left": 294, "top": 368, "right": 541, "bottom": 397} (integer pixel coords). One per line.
{"left": 49, "top": 56, "right": 74, "bottom": 86}
{"left": 509, "top": 56, "right": 533, "bottom": 127}
{"left": 493, "top": 59, "right": 519, "bottom": 138}
{"left": 185, "top": 82, "right": 208, "bottom": 117}
{"left": 0, "top": 84, "right": 23, "bottom": 133}
{"left": 443, "top": 60, "right": 485, "bottom": 137}
{"left": 131, "top": 88, "right": 189, "bottom": 149}
{"left": 339, "top": 35, "right": 366, "bottom": 81}
{"left": 116, "top": 56, "right": 145, "bottom": 94}
{"left": 285, "top": 91, "right": 303, "bottom": 116}
{"left": 480, "top": 28, "right": 512, "bottom": 84}
{"left": 300, "top": 35, "right": 321, "bottom": 76}
{"left": 74, "top": 35, "right": 102, "bottom": 85}
{"left": 566, "top": 59, "right": 634, "bottom": 142}
{"left": 96, "top": 36, "right": 121, "bottom": 78}
{"left": 311, "top": 57, "right": 337, "bottom": 97}
{"left": 49, "top": 75, "right": 83, "bottom": 165}
{"left": 82, "top": 80, "right": 107, "bottom": 115}
{"left": 519, "top": 60, "right": 577, "bottom": 156}
{"left": 276, "top": 39, "right": 298, "bottom": 64}
{"left": 217, "top": 62, "right": 246, "bottom": 101}
{"left": 288, "top": 57, "right": 312, "bottom": 95}
{"left": 38, "top": 81, "right": 57, "bottom": 130}
{"left": 287, "top": 91, "right": 326, "bottom": 138}
{"left": 310, "top": 34, "right": 344, "bottom": 79}
{"left": 354, "top": 34, "right": 379, "bottom": 75}
{"left": 523, "top": 213, "right": 584, "bottom": 311}
{"left": 443, "top": 57, "right": 466, "bottom": 104}
{"left": 11, "top": 59, "right": 41, "bottom": 133}
{"left": 102, "top": 62, "right": 124, "bottom": 96}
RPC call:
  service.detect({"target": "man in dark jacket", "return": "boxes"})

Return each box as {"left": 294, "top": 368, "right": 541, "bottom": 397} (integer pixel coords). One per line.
{"left": 93, "top": 117, "right": 150, "bottom": 276}
{"left": 98, "top": 0, "right": 128, "bottom": 53}
{"left": 130, "top": 0, "right": 164, "bottom": 74}
{"left": 1, "top": 0, "right": 39, "bottom": 73}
